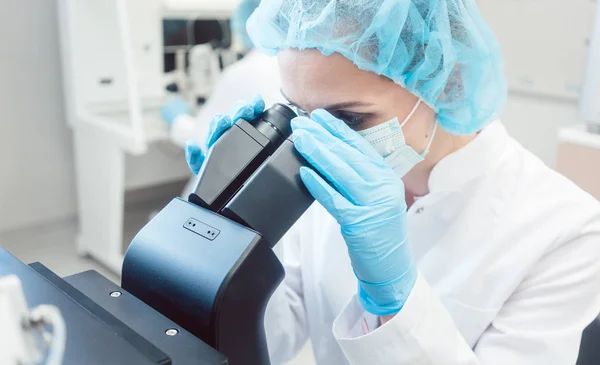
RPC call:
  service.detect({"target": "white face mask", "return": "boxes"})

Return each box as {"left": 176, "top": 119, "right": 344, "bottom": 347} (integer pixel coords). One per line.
{"left": 357, "top": 99, "right": 438, "bottom": 178}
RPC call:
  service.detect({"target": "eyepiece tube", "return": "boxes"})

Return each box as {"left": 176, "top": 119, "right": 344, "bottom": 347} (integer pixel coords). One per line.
{"left": 189, "top": 104, "right": 297, "bottom": 212}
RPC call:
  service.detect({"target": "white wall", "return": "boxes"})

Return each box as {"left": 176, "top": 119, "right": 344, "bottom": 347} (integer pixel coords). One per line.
{"left": 0, "top": 0, "right": 77, "bottom": 232}
{"left": 502, "top": 94, "right": 580, "bottom": 167}
{"left": 478, "top": 1, "right": 594, "bottom": 169}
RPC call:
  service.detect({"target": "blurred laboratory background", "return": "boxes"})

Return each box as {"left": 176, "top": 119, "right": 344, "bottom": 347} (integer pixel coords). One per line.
{"left": 0, "top": 0, "right": 599, "bottom": 364}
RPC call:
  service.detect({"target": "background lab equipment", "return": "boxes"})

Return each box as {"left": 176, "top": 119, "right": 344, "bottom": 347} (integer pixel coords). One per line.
{"left": 58, "top": 0, "right": 243, "bottom": 274}
{"left": 0, "top": 103, "right": 313, "bottom": 365}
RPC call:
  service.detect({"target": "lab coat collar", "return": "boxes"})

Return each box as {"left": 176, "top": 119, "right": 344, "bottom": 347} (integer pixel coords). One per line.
{"left": 428, "top": 120, "right": 508, "bottom": 193}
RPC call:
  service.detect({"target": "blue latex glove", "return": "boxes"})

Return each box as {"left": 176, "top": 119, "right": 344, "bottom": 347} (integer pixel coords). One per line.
{"left": 291, "top": 110, "right": 418, "bottom": 316}
{"left": 185, "top": 95, "right": 266, "bottom": 174}
{"left": 185, "top": 140, "right": 205, "bottom": 175}
{"left": 161, "top": 97, "right": 192, "bottom": 126}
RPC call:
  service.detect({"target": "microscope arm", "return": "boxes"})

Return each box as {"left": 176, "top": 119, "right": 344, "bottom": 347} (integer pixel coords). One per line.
{"left": 122, "top": 138, "right": 314, "bottom": 365}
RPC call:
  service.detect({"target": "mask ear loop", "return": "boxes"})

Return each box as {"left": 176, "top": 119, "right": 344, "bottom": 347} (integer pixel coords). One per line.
{"left": 400, "top": 99, "right": 422, "bottom": 128}
{"left": 423, "top": 121, "right": 439, "bottom": 156}
{"left": 398, "top": 98, "right": 437, "bottom": 156}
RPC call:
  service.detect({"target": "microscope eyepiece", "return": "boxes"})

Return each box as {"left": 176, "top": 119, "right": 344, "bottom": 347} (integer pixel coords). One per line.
{"left": 250, "top": 104, "right": 296, "bottom": 143}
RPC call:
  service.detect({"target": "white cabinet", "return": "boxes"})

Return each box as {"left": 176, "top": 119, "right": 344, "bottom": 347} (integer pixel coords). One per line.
{"left": 57, "top": 0, "right": 236, "bottom": 272}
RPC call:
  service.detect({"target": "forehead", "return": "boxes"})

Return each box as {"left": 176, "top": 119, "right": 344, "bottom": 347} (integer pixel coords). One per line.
{"left": 277, "top": 49, "right": 391, "bottom": 110}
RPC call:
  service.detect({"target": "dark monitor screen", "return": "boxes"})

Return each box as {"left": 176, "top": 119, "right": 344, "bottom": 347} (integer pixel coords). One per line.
{"left": 163, "top": 19, "right": 229, "bottom": 48}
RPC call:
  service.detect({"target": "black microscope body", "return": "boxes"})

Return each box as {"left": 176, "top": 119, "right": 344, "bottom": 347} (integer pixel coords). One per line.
{"left": 122, "top": 103, "right": 314, "bottom": 365}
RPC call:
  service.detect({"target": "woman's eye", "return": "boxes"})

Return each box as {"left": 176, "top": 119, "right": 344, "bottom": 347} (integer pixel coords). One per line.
{"left": 333, "top": 111, "right": 367, "bottom": 128}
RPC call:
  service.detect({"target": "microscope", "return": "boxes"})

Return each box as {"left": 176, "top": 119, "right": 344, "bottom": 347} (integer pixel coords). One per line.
{"left": 122, "top": 103, "right": 314, "bottom": 364}
{"left": 0, "top": 104, "right": 314, "bottom": 365}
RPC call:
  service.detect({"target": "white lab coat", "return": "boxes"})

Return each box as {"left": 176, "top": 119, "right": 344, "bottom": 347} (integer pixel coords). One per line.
{"left": 169, "top": 50, "right": 284, "bottom": 147}
{"left": 265, "top": 121, "right": 600, "bottom": 364}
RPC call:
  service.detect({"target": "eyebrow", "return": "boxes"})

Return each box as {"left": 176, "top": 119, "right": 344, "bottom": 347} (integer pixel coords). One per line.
{"left": 280, "top": 88, "right": 374, "bottom": 111}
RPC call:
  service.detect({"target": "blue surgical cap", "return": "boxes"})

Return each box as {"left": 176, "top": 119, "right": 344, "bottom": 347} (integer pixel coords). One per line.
{"left": 232, "top": 0, "right": 262, "bottom": 49}
{"left": 247, "top": 0, "right": 507, "bottom": 135}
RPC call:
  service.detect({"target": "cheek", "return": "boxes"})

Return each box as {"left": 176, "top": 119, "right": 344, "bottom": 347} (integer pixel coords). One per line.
{"left": 402, "top": 115, "right": 438, "bottom": 154}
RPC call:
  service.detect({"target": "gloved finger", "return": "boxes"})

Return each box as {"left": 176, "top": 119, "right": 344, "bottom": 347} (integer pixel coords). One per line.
{"left": 299, "top": 167, "right": 353, "bottom": 220}
{"left": 205, "top": 113, "right": 233, "bottom": 149}
{"left": 229, "top": 103, "right": 255, "bottom": 122}
{"left": 292, "top": 116, "right": 384, "bottom": 192}
{"left": 293, "top": 129, "right": 366, "bottom": 205}
{"left": 310, "top": 109, "right": 381, "bottom": 161}
{"left": 185, "top": 140, "right": 205, "bottom": 175}
{"left": 292, "top": 116, "right": 368, "bottom": 160}
{"left": 249, "top": 94, "right": 266, "bottom": 116}
{"left": 229, "top": 95, "right": 265, "bottom": 122}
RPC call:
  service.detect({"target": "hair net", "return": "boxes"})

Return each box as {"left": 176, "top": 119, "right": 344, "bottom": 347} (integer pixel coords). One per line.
{"left": 247, "top": 0, "right": 507, "bottom": 135}
{"left": 232, "top": 0, "right": 262, "bottom": 49}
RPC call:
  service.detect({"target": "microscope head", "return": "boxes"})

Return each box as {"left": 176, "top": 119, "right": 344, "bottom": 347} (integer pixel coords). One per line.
{"left": 189, "top": 104, "right": 297, "bottom": 213}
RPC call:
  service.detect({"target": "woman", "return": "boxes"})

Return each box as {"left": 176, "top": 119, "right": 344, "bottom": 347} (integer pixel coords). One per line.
{"left": 186, "top": 0, "right": 600, "bottom": 364}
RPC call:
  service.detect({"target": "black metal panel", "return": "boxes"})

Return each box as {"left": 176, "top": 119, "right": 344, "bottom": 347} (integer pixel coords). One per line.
{"left": 30, "top": 263, "right": 171, "bottom": 365}
{"left": 64, "top": 270, "right": 228, "bottom": 365}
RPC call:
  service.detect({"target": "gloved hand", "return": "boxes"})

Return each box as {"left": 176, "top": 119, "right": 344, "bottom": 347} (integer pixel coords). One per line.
{"left": 185, "top": 95, "right": 266, "bottom": 174}
{"left": 161, "top": 96, "right": 192, "bottom": 126}
{"left": 291, "top": 110, "right": 418, "bottom": 316}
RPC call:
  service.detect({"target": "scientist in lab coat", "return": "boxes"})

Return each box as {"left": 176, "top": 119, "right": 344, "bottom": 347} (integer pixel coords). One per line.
{"left": 184, "top": 0, "right": 600, "bottom": 364}
{"left": 160, "top": 0, "right": 282, "bottom": 147}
